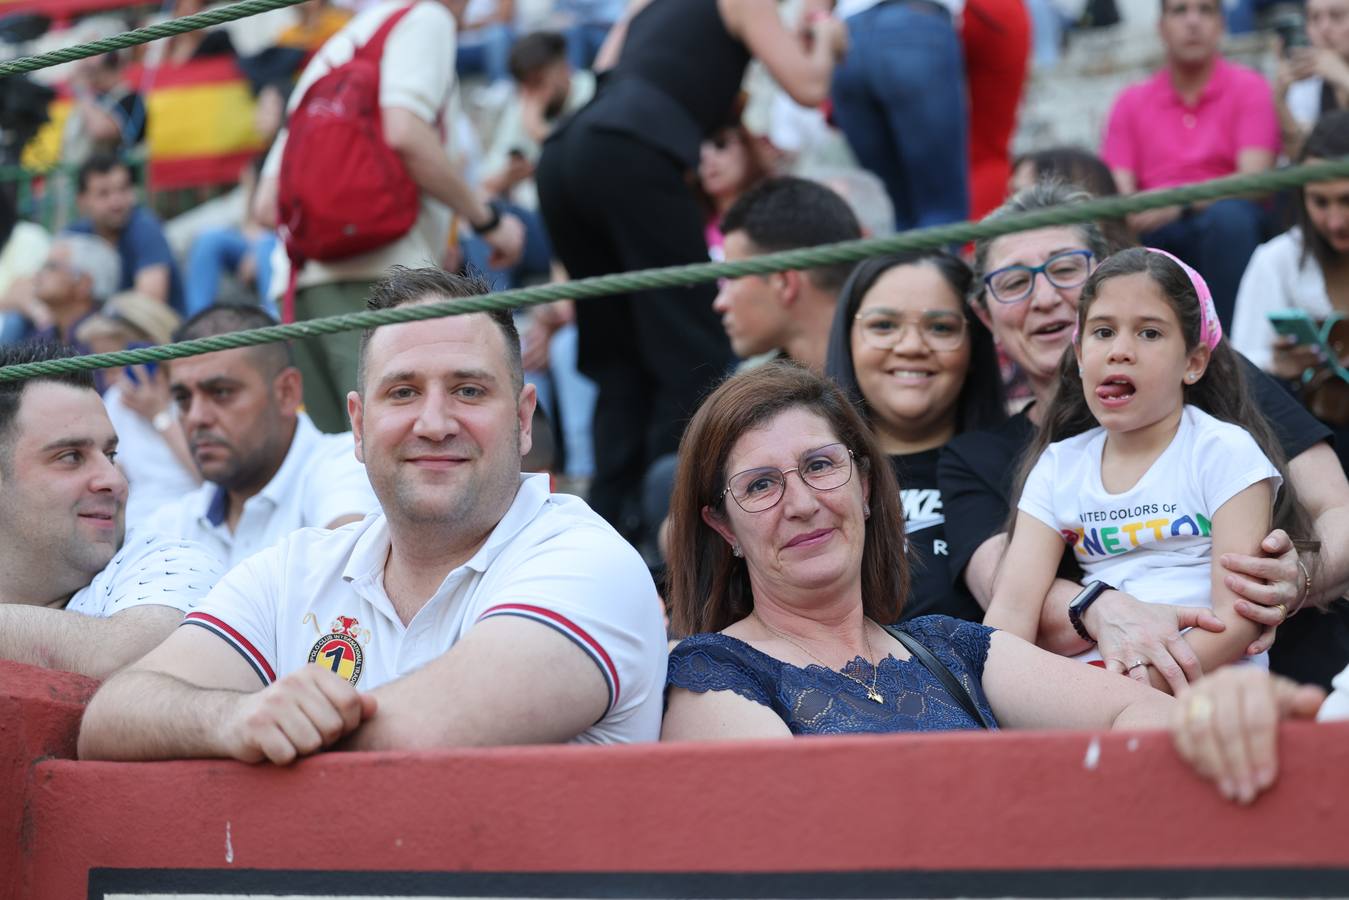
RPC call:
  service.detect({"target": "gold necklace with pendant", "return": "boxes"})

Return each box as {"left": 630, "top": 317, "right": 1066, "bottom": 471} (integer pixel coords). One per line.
{"left": 757, "top": 614, "right": 885, "bottom": 703}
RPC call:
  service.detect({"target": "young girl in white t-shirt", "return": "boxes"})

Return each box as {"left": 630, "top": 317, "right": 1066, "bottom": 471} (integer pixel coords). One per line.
{"left": 986, "top": 247, "right": 1307, "bottom": 687}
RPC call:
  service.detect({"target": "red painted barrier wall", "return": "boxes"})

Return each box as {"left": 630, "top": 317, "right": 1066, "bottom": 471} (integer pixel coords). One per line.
{"left": 6, "top": 659, "right": 1349, "bottom": 898}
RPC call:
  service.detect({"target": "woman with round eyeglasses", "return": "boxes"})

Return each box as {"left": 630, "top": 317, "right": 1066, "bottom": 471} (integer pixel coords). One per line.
{"left": 823, "top": 251, "right": 1005, "bottom": 622}
{"left": 939, "top": 180, "right": 1349, "bottom": 695}
{"left": 660, "top": 362, "right": 1177, "bottom": 738}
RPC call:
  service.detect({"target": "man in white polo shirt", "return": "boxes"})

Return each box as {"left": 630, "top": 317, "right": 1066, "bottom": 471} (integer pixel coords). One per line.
{"left": 78, "top": 267, "right": 667, "bottom": 762}
{"left": 147, "top": 304, "right": 379, "bottom": 569}
{"left": 0, "top": 342, "right": 223, "bottom": 678}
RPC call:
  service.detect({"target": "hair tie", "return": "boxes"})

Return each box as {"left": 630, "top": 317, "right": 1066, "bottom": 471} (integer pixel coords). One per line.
{"left": 1143, "top": 248, "right": 1222, "bottom": 351}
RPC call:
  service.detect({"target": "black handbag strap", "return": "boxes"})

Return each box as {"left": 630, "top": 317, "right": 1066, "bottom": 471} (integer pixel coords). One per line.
{"left": 883, "top": 624, "right": 997, "bottom": 730}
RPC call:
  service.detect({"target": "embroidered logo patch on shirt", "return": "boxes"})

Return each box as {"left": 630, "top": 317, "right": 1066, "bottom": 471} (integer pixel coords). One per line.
{"left": 305, "top": 614, "right": 369, "bottom": 686}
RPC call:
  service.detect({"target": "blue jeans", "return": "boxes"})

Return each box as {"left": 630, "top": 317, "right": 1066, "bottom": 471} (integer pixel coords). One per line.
{"left": 1026, "top": 0, "right": 1068, "bottom": 66}
{"left": 520, "top": 322, "right": 598, "bottom": 480}
{"left": 462, "top": 203, "right": 553, "bottom": 291}
{"left": 1140, "top": 197, "right": 1265, "bottom": 333}
{"left": 185, "top": 227, "right": 277, "bottom": 317}
{"left": 548, "top": 323, "right": 596, "bottom": 478}
{"left": 831, "top": 1, "right": 970, "bottom": 231}
{"left": 456, "top": 24, "right": 514, "bottom": 84}
{"left": 0, "top": 312, "right": 32, "bottom": 345}
{"left": 565, "top": 22, "right": 610, "bottom": 70}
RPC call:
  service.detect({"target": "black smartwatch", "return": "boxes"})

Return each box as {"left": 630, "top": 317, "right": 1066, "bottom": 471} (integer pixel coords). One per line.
{"left": 1067, "top": 580, "right": 1111, "bottom": 643}
{"left": 472, "top": 199, "right": 504, "bottom": 235}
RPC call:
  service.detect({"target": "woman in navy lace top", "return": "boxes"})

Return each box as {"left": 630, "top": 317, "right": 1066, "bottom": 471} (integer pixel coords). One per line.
{"left": 662, "top": 363, "right": 1176, "bottom": 738}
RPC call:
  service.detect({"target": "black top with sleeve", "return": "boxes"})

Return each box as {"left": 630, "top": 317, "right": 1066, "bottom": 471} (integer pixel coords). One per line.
{"left": 574, "top": 0, "right": 750, "bottom": 167}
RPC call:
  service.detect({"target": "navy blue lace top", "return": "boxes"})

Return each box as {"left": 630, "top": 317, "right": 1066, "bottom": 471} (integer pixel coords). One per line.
{"left": 667, "top": 615, "right": 999, "bottom": 734}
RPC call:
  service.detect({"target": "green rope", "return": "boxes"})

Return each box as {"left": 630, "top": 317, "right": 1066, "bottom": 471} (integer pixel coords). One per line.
{"left": 0, "top": 0, "right": 311, "bottom": 77}
{"left": 3, "top": 157, "right": 1349, "bottom": 382}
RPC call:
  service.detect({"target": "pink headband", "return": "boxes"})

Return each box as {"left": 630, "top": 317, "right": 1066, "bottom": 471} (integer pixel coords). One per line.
{"left": 1072, "top": 248, "right": 1223, "bottom": 351}
{"left": 1143, "top": 248, "right": 1223, "bottom": 351}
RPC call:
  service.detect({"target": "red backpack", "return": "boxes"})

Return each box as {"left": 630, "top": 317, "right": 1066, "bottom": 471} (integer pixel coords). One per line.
{"left": 276, "top": 3, "right": 421, "bottom": 321}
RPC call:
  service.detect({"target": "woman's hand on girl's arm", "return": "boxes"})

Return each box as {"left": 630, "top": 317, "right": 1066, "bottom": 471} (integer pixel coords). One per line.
{"left": 1171, "top": 666, "right": 1325, "bottom": 804}
{"left": 1079, "top": 592, "right": 1224, "bottom": 695}
{"left": 660, "top": 687, "right": 793, "bottom": 741}
{"left": 981, "top": 631, "right": 1172, "bottom": 731}
{"left": 1226, "top": 442, "right": 1349, "bottom": 619}
{"left": 984, "top": 514, "right": 1063, "bottom": 642}
{"left": 1219, "top": 528, "right": 1304, "bottom": 655}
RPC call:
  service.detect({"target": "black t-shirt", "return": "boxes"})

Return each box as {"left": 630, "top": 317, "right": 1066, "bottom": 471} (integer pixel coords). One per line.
{"left": 938, "top": 356, "right": 1331, "bottom": 592}
{"left": 889, "top": 450, "right": 984, "bottom": 625}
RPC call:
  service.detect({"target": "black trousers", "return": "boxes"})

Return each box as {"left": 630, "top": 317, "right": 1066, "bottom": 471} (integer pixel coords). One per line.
{"left": 537, "top": 123, "right": 733, "bottom": 537}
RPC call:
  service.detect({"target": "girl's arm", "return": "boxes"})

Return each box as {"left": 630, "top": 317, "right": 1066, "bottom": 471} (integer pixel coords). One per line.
{"left": 981, "top": 631, "right": 1172, "bottom": 730}
{"left": 984, "top": 513, "right": 1066, "bottom": 642}
{"left": 1154, "top": 480, "right": 1274, "bottom": 693}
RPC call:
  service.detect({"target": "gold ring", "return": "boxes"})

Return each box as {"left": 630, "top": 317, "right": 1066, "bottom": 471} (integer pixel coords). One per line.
{"left": 1274, "top": 602, "right": 1288, "bottom": 623}
{"left": 1187, "top": 694, "right": 1214, "bottom": 725}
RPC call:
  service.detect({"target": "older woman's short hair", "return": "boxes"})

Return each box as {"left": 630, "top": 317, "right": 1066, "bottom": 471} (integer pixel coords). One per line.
{"left": 666, "top": 361, "right": 908, "bottom": 636}
{"left": 53, "top": 232, "right": 121, "bottom": 303}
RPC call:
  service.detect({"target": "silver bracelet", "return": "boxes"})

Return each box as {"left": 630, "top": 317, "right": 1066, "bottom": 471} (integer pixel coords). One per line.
{"left": 1291, "top": 557, "right": 1312, "bottom": 616}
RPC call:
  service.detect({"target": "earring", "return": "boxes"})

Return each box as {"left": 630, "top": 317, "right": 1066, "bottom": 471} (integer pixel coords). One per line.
{"left": 1186, "top": 372, "right": 1196, "bottom": 382}
{"left": 1077, "top": 366, "right": 1084, "bottom": 377}
{"left": 731, "top": 545, "right": 743, "bottom": 558}
{"left": 863, "top": 507, "right": 872, "bottom": 520}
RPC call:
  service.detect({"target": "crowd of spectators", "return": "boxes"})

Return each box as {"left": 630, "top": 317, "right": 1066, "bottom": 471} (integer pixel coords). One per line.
{"left": 0, "top": 0, "right": 1348, "bottom": 808}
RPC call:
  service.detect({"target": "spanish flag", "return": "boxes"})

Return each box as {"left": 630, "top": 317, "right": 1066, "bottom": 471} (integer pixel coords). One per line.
{"left": 24, "top": 55, "right": 265, "bottom": 189}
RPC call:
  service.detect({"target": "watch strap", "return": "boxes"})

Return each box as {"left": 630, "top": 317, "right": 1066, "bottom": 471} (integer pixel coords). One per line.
{"left": 473, "top": 200, "right": 503, "bottom": 235}
{"left": 1068, "top": 580, "right": 1110, "bottom": 644}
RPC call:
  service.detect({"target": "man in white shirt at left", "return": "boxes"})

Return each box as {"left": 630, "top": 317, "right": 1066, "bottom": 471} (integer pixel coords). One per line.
{"left": 149, "top": 304, "right": 380, "bottom": 569}
{"left": 79, "top": 267, "right": 667, "bottom": 764}
{"left": 0, "top": 342, "right": 223, "bottom": 678}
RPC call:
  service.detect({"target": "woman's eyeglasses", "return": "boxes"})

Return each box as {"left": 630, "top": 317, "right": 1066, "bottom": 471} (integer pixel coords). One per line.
{"left": 720, "top": 443, "right": 855, "bottom": 513}
{"left": 983, "top": 250, "right": 1094, "bottom": 305}
{"left": 854, "top": 309, "right": 967, "bottom": 352}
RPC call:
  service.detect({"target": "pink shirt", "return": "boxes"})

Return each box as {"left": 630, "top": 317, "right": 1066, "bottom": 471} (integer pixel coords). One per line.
{"left": 1101, "top": 58, "right": 1279, "bottom": 191}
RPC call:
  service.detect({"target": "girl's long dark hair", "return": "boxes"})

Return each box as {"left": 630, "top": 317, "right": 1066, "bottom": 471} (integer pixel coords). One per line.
{"left": 824, "top": 251, "right": 1007, "bottom": 436}
{"left": 1006, "top": 248, "right": 1310, "bottom": 541}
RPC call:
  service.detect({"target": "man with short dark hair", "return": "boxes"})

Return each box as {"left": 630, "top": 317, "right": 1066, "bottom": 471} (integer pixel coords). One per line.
{"left": 147, "top": 304, "right": 378, "bottom": 569}
{"left": 0, "top": 342, "right": 222, "bottom": 678}
{"left": 1102, "top": 0, "right": 1279, "bottom": 328}
{"left": 67, "top": 154, "right": 184, "bottom": 312}
{"left": 713, "top": 177, "right": 862, "bottom": 373}
{"left": 79, "top": 267, "right": 667, "bottom": 763}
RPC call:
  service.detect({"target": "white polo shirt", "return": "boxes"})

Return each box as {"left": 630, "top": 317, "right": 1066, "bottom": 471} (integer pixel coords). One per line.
{"left": 148, "top": 413, "right": 380, "bottom": 570}
{"left": 67, "top": 532, "right": 225, "bottom": 617}
{"left": 182, "top": 474, "right": 668, "bottom": 744}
